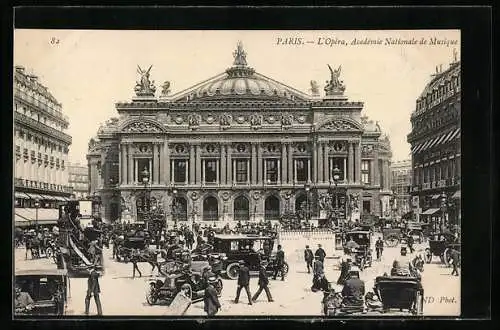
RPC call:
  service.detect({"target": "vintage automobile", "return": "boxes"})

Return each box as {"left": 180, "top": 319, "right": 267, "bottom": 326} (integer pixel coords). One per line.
{"left": 342, "top": 230, "right": 373, "bottom": 270}
{"left": 116, "top": 235, "right": 149, "bottom": 262}
{"left": 372, "top": 275, "right": 424, "bottom": 315}
{"left": 405, "top": 222, "right": 430, "bottom": 244}
{"left": 424, "top": 232, "right": 460, "bottom": 264}
{"left": 208, "top": 234, "right": 289, "bottom": 280}
{"left": 14, "top": 269, "right": 70, "bottom": 316}
{"left": 145, "top": 260, "right": 223, "bottom": 306}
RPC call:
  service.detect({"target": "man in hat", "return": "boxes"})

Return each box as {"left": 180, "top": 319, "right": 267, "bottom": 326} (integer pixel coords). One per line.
{"left": 375, "top": 237, "right": 384, "bottom": 261}
{"left": 131, "top": 248, "right": 142, "bottom": 278}
{"left": 391, "top": 246, "right": 412, "bottom": 276}
{"left": 341, "top": 266, "right": 365, "bottom": 306}
{"left": 315, "top": 244, "right": 326, "bottom": 263}
{"left": 85, "top": 265, "right": 103, "bottom": 316}
{"left": 304, "top": 245, "right": 314, "bottom": 274}
{"left": 252, "top": 261, "right": 273, "bottom": 303}
{"left": 204, "top": 275, "right": 221, "bottom": 316}
{"left": 234, "top": 260, "right": 252, "bottom": 305}
{"left": 273, "top": 245, "right": 286, "bottom": 281}
{"left": 14, "top": 283, "right": 34, "bottom": 314}
{"left": 311, "top": 255, "right": 325, "bottom": 292}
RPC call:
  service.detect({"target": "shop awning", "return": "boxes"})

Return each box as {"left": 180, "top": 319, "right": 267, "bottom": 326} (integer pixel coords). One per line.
{"left": 452, "top": 190, "right": 461, "bottom": 199}
{"left": 53, "top": 196, "right": 66, "bottom": 201}
{"left": 25, "top": 193, "right": 45, "bottom": 200}
{"left": 421, "top": 208, "right": 440, "bottom": 215}
{"left": 14, "top": 192, "right": 30, "bottom": 199}
{"left": 431, "top": 194, "right": 441, "bottom": 199}
{"left": 40, "top": 194, "right": 56, "bottom": 200}
{"left": 62, "top": 196, "right": 72, "bottom": 201}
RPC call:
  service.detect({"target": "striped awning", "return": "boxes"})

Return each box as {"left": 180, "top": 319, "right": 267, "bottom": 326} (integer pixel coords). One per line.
{"left": 53, "top": 196, "right": 67, "bottom": 201}
{"left": 25, "top": 193, "right": 44, "bottom": 200}
{"left": 14, "top": 192, "right": 30, "bottom": 199}
{"left": 443, "top": 127, "right": 460, "bottom": 143}
{"left": 39, "top": 194, "right": 55, "bottom": 200}
{"left": 431, "top": 194, "right": 441, "bottom": 199}
{"left": 421, "top": 208, "right": 440, "bottom": 215}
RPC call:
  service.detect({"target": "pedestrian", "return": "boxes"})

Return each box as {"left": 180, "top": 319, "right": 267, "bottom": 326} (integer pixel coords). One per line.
{"left": 25, "top": 236, "right": 31, "bottom": 260}
{"left": 252, "top": 261, "right": 274, "bottom": 303}
{"left": 204, "top": 276, "right": 221, "bottom": 316}
{"left": 315, "top": 244, "right": 326, "bottom": 263}
{"left": 131, "top": 249, "right": 142, "bottom": 278}
{"left": 449, "top": 248, "right": 460, "bottom": 276}
{"left": 304, "top": 245, "right": 314, "bottom": 273}
{"left": 273, "top": 245, "right": 285, "bottom": 281}
{"left": 375, "top": 237, "right": 384, "bottom": 261}
{"left": 407, "top": 234, "right": 415, "bottom": 254}
{"left": 234, "top": 260, "right": 252, "bottom": 305}
{"left": 85, "top": 265, "right": 103, "bottom": 316}
{"left": 311, "top": 255, "right": 325, "bottom": 292}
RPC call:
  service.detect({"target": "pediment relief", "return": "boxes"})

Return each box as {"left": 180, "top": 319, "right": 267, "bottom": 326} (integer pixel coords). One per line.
{"left": 318, "top": 119, "right": 362, "bottom": 132}
{"left": 122, "top": 119, "right": 165, "bottom": 133}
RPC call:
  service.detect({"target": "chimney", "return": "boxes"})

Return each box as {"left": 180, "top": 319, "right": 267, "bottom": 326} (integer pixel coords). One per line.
{"left": 15, "top": 65, "right": 25, "bottom": 74}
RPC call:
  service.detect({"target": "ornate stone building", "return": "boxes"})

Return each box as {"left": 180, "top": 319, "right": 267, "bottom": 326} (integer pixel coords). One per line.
{"left": 390, "top": 159, "right": 412, "bottom": 217}
{"left": 87, "top": 43, "right": 392, "bottom": 225}
{"left": 68, "top": 162, "right": 89, "bottom": 199}
{"left": 407, "top": 56, "right": 460, "bottom": 227}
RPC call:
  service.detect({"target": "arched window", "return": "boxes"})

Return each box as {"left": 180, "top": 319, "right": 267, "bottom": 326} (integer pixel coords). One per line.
{"left": 203, "top": 196, "right": 218, "bottom": 221}
{"left": 264, "top": 195, "right": 280, "bottom": 221}
{"left": 233, "top": 195, "right": 250, "bottom": 221}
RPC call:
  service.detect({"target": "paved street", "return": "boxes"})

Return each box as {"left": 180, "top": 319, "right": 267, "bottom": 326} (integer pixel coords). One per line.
{"left": 14, "top": 236, "right": 460, "bottom": 317}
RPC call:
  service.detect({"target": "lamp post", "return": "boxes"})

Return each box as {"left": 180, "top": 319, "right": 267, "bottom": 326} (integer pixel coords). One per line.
{"left": 304, "top": 183, "right": 310, "bottom": 223}
{"left": 141, "top": 168, "right": 150, "bottom": 229}
{"left": 330, "top": 165, "right": 341, "bottom": 228}
{"left": 439, "top": 192, "right": 447, "bottom": 233}
{"left": 34, "top": 198, "right": 40, "bottom": 228}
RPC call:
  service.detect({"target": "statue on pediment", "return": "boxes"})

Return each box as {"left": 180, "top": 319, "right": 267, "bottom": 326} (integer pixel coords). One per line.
{"left": 310, "top": 80, "right": 320, "bottom": 96}
{"left": 325, "top": 64, "right": 346, "bottom": 96}
{"left": 161, "top": 81, "right": 171, "bottom": 96}
{"left": 135, "top": 65, "right": 156, "bottom": 96}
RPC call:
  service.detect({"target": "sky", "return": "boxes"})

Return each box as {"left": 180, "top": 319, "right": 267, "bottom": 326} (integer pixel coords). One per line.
{"left": 14, "top": 30, "right": 460, "bottom": 165}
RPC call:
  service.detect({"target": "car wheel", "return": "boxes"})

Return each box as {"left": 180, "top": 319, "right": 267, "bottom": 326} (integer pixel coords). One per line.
{"left": 215, "top": 279, "right": 223, "bottom": 296}
{"left": 226, "top": 263, "right": 240, "bottom": 280}
{"left": 282, "top": 262, "right": 289, "bottom": 275}
{"left": 424, "top": 249, "right": 432, "bottom": 263}
{"left": 46, "top": 247, "right": 53, "bottom": 258}
{"left": 146, "top": 283, "right": 157, "bottom": 305}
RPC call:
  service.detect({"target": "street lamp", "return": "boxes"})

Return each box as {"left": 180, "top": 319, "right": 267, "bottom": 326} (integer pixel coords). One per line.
{"left": 331, "top": 165, "right": 341, "bottom": 227}
{"left": 440, "top": 192, "right": 447, "bottom": 233}
{"left": 304, "top": 183, "right": 310, "bottom": 223}
{"left": 141, "top": 168, "right": 150, "bottom": 228}
{"left": 34, "top": 198, "right": 40, "bottom": 228}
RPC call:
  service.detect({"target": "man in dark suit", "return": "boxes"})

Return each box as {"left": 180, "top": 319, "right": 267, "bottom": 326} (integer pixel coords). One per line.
{"left": 85, "top": 265, "right": 103, "bottom": 316}
{"left": 204, "top": 276, "right": 221, "bottom": 316}
{"left": 304, "top": 245, "right": 314, "bottom": 273}
{"left": 252, "top": 262, "right": 274, "bottom": 302}
{"left": 273, "top": 245, "right": 286, "bottom": 281}
{"left": 341, "top": 267, "right": 365, "bottom": 306}
{"left": 315, "top": 244, "right": 326, "bottom": 263}
{"left": 449, "top": 248, "right": 460, "bottom": 276}
{"left": 375, "top": 237, "right": 384, "bottom": 261}
{"left": 234, "top": 260, "right": 252, "bottom": 305}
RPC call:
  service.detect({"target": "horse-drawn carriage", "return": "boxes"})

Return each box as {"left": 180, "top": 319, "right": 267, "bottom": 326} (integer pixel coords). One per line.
{"left": 424, "top": 232, "right": 460, "bottom": 264}
{"left": 341, "top": 230, "right": 373, "bottom": 270}
{"left": 372, "top": 276, "right": 424, "bottom": 315}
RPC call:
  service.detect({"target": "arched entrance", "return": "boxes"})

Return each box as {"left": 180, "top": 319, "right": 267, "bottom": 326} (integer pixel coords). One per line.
{"left": 234, "top": 195, "right": 250, "bottom": 221}
{"left": 264, "top": 195, "right": 280, "bottom": 221}
{"left": 172, "top": 197, "right": 188, "bottom": 222}
{"left": 203, "top": 196, "right": 219, "bottom": 221}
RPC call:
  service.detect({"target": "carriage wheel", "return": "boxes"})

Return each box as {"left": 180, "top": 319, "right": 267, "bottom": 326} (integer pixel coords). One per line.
{"left": 385, "top": 236, "right": 399, "bottom": 247}
{"left": 145, "top": 283, "right": 158, "bottom": 305}
{"left": 282, "top": 262, "right": 289, "bottom": 275}
{"left": 46, "top": 247, "right": 53, "bottom": 259}
{"left": 226, "top": 263, "right": 240, "bottom": 280}
{"left": 215, "top": 279, "right": 223, "bottom": 297}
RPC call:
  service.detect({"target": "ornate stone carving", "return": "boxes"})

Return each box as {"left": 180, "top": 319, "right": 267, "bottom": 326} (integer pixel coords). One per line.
{"left": 266, "top": 116, "right": 276, "bottom": 124}
{"left": 221, "top": 191, "right": 230, "bottom": 201}
{"left": 123, "top": 121, "right": 163, "bottom": 133}
{"left": 220, "top": 113, "right": 232, "bottom": 128}
{"left": 173, "top": 144, "right": 187, "bottom": 154}
{"left": 324, "top": 64, "right": 346, "bottom": 96}
{"left": 235, "top": 115, "right": 246, "bottom": 124}
{"left": 135, "top": 65, "right": 156, "bottom": 96}
{"left": 362, "top": 144, "right": 374, "bottom": 155}
{"left": 161, "top": 81, "right": 171, "bottom": 96}
{"left": 188, "top": 114, "right": 201, "bottom": 129}
{"left": 310, "top": 80, "right": 320, "bottom": 96}
{"left": 296, "top": 115, "right": 306, "bottom": 124}
{"left": 332, "top": 141, "right": 346, "bottom": 152}
{"left": 252, "top": 191, "right": 261, "bottom": 200}
{"left": 88, "top": 138, "right": 100, "bottom": 152}
{"left": 205, "top": 115, "right": 216, "bottom": 124}
{"left": 281, "top": 112, "right": 293, "bottom": 127}
{"left": 174, "top": 116, "right": 184, "bottom": 124}
{"left": 250, "top": 114, "right": 263, "bottom": 129}
{"left": 321, "top": 119, "right": 359, "bottom": 131}
{"left": 134, "top": 143, "right": 152, "bottom": 154}
{"left": 190, "top": 191, "right": 199, "bottom": 201}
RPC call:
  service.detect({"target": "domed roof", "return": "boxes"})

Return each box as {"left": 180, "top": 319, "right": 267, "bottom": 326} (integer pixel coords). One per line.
{"left": 170, "top": 42, "right": 310, "bottom": 103}
{"left": 418, "top": 61, "right": 460, "bottom": 99}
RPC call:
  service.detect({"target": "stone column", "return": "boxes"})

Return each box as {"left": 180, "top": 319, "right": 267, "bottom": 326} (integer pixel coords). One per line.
{"left": 127, "top": 144, "right": 133, "bottom": 185}
{"left": 251, "top": 143, "right": 257, "bottom": 184}
{"left": 277, "top": 159, "right": 281, "bottom": 183}
{"left": 135, "top": 159, "right": 139, "bottom": 184}
{"left": 312, "top": 140, "right": 318, "bottom": 183}
{"left": 355, "top": 141, "right": 362, "bottom": 184}
{"left": 120, "top": 143, "right": 126, "bottom": 184}
{"left": 163, "top": 142, "right": 170, "bottom": 185}
{"left": 189, "top": 144, "right": 195, "bottom": 184}
{"left": 323, "top": 143, "right": 329, "bottom": 183}
{"left": 257, "top": 143, "right": 263, "bottom": 183}
{"left": 287, "top": 143, "right": 293, "bottom": 184}
{"left": 220, "top": 144, "right": 226, "bottom": 185}
{"left": 281, "top": 144, "right": 287, "bottom": 184}
{"left": 226, "top": 145, "right": 232, "bottom": 185}
{"left": 153, "top": 143, "right": 159, "bottom": 184}
{"left": 374, "top": 154, "right": 380, "bottom": 186}
{"left": 317, "top": 141, "right": 323, "bottom": 183}
{"left": 370, "top": 159, "right": 375, "bottom": 185}
{"left": 195, "top": 144, "right": 201, "bottom": 184}
{"left": 348, "top": 142, "right": 354, "bottom": 184}
{"left": 216, "top": 159, "right": 220, "bottom": 184}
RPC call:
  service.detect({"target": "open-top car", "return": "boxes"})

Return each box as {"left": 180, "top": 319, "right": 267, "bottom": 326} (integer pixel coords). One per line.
{"left": 209, "top": 234, "right": 288, "bottom": 280}
{"left": 15, "top": 269, "right": 70, "bottom": 316}
{"left": 372, "top": 275, "right": 424, "bottom": 315}
{"left": 342, "top": 230, "right": 373, "bottom": 270}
